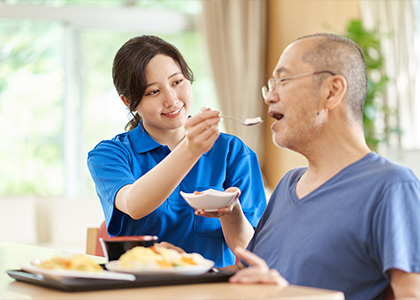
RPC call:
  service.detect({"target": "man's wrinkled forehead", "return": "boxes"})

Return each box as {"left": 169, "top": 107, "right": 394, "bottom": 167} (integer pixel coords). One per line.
{"left": 273, "top": 38, "right": 316, "bottom": 77}
{"left": 272, "top": 43, "right": 303, "bottom": 77}
{"left": 273, "top": 66, "right": 288, "bottom": 77}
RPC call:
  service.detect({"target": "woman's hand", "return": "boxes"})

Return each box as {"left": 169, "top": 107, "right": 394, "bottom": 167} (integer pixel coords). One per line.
{"left": 183, "top": 108, "right": 221, "bottom": 156}
{"left": 194, "top": 187, "right": 241, "bottom": 218}
{"left": 229, "top": 248, "right": 289, "bottom": 286}
{"left": 154, "top": 241, "right": 185, "bottom": 254}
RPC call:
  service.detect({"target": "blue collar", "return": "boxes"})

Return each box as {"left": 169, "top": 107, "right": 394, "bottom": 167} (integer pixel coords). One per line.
{"left": 129, "top": 123, "right": 163, "bottom": 154}
{"left": 128, "top": 119, "right": 210, "bottom": 156}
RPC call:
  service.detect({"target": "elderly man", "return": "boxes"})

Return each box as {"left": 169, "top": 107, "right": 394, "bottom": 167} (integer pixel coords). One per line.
{"left": 228, "top": 34, "right": 420, "bottom": 300}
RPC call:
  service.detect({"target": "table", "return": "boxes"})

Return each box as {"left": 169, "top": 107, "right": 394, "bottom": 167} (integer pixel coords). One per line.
{"left": 0, "top": 242, "right": 345, "bottom": 299}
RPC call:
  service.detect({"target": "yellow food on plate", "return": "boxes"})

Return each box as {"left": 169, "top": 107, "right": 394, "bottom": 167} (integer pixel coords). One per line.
{"left": 118, "top": 246, "right": 207, "bottom": 270}
{"left": 36, "top": 254, "right": 103, "bottom": 272}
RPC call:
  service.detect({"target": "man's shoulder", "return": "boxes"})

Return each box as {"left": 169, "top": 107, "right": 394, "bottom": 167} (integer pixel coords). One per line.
{"left": 359, "top": 152, "right": 418, "bottom": 182}
{"left": 284, "top": 167, "right": 308, "bottom": 178}
{"left": 272, "top": 167, "right": 307, "bottom": 191}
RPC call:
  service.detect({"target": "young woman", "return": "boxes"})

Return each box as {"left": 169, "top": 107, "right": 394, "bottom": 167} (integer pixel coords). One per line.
{"left": 87, "top": 35, "right": 266, "bottom": 267}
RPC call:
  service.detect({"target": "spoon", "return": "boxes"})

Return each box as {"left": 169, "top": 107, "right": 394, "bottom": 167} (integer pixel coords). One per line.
{"left": 220, "top": 115, "right": 263, "bottom": 126}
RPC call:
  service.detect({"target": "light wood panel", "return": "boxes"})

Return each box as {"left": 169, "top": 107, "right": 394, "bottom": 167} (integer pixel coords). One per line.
{"left": 263, "top": 0, "right": 361, "bottom": 189}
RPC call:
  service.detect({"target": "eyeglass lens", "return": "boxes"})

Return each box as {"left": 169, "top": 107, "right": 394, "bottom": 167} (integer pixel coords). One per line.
{"left": 261, "top": 78, "right": 275, "bottom": 99}
{"left": 262, "top": 86, "right": 268, "bottom": 99}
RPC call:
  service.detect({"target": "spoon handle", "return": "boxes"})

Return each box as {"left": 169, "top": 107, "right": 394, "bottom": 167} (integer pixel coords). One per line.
{"left": 219, "top": 115, "right": 244, "bottom": 123}
{"left": 220, "top": 115, "right": 263, "bottom": 126}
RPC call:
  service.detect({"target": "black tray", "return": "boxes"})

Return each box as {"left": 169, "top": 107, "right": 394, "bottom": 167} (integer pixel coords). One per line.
{"left": 6, "top": 268, "right": 235, "bottom": 292}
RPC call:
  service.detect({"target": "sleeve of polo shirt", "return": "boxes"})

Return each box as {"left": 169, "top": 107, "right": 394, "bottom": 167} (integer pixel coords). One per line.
{"left": 371, "top": 179, "right": 420, "bottom": 278}
{"left": 225, "top": 141, "right": 267, "bottom": 227}
{"left": 87, "top": 140, "right": 137, "bottom": 232}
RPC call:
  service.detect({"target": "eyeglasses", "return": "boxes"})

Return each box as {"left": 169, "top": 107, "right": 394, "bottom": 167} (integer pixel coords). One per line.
{"left": 261, "top": 70, "right": 336, "bottom": 99}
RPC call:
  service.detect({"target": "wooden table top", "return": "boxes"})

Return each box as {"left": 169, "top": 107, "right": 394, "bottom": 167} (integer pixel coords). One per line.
{"left": 0, "top": 242, "right": 345, "bottom": 299}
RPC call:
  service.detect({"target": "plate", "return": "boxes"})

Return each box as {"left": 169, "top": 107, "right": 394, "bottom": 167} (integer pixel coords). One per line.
{"left": 180, "top": 189, "right": 237, "bottom": 212}
{"left": 21, "top": 265, "right": 136, "bottom": 281}
{"left": 105, "top": 259, "right": 215, "bottom": 276}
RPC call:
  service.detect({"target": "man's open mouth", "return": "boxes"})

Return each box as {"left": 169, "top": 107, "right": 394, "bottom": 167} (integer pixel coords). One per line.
{"left": 270, "top": 112, "right": 284, "bottom": 121}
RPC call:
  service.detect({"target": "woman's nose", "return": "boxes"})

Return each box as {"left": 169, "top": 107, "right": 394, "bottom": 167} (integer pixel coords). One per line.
{"left": 163, "top": 88, "right": 179, "bottom": 107}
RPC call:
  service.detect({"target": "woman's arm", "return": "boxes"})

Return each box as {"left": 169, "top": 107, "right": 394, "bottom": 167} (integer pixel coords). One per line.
{"left": 116, "top": 109, "right": 220, "bottom": 219}
{"left": 195, "top": 187, "right": 255, "bottom": 251}
{"left": 219, "top": 198, "right": 255, "bottom": 251}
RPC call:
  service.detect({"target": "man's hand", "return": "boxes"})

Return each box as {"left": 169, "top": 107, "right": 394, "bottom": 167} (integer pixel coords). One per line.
{"left": 229, "top": 248, "right": 289, "bottom": 286}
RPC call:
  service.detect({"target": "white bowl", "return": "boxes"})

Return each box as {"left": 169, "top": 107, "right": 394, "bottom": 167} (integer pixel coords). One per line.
{"left": 180, "top": 189, "right": 237, "bottom": 212}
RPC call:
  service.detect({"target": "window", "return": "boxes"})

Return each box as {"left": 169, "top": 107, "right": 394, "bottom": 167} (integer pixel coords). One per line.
{"left": 0, "top": 1, "right": 219, "bottom": 197}
{"left": 414, "top": 1, "right": 420, "bottom": 143}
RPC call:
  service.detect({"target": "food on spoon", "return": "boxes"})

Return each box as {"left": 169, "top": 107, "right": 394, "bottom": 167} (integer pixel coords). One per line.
{"left": 35, "top": 254, "right": 103, "bottom": 272}
{"left": 194, "top": 191, "right": 204, "bottom": 195}
{"left": 244, "top": 116, "right": 263, "bottom": 125}
{"left": 118, "top": 246, "right": 207, "bottom": 270}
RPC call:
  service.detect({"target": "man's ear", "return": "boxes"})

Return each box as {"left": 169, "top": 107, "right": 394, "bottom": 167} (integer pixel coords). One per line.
{"left": 325, "top": 75, "right": 347, "bottom": 110}
{"left": 120, "top": 94, "right": 130, "bottom": 107}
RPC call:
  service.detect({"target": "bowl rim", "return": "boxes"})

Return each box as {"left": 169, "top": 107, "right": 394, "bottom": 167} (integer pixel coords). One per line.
{"left": 103, "top": 235, "right": 158, "bottom": 242}
{"left": 180, "top": 189, "right": 237, "bottom": 198}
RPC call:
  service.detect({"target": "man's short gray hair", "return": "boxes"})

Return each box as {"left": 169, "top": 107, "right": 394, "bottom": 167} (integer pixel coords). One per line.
{"left": 297, "top": 33, "right": 367, "bottom": 124}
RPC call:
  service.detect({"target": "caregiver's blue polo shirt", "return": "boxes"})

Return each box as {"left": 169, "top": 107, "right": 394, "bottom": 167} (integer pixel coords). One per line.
{"left": 87, "top": 123, "right": 266, "bottom": 267}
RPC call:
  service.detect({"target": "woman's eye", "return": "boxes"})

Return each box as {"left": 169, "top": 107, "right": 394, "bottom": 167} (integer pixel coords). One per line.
{"left": 172, "top": 79, "right": 183, "bottom": 86}
{"left": 146, "top": 89, "right": 159, "bottom": 96}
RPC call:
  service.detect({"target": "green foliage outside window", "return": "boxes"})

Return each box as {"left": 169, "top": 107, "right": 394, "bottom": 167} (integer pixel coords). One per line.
{"left": 344, "top": 19, "right": 401, "bottom": 151}
{"left": 0, "top": 20, "right": 65, "bottom": 195}
{"left": 0, "top": 1, "right": 217, "bottom": 196}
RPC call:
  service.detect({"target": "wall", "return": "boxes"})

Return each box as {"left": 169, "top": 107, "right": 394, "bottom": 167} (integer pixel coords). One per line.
{"left": 263, "top": 0, "right": 361, "bottom": 189}
{"left": 0, "top": 197, "right": 104, "bottom": 253}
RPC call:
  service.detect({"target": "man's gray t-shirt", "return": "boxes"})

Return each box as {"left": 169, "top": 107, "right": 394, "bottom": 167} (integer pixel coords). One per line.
{"left": 247, "top": 152, "right": 420, "bottom": 300}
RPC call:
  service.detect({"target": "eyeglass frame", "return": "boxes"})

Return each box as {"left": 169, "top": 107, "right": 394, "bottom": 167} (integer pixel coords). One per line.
{"left": 261, "top": 70, "right": 336, "bottom": 99}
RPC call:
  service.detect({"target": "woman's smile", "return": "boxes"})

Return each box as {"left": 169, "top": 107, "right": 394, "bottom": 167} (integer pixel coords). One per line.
{"left": 162, "top": 105, "right": 184, "bottom": 118}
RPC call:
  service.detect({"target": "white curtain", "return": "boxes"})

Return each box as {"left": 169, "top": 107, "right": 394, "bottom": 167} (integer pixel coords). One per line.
{"left": 360, "top": 0, "right": 420, "bottom": 149}
{"left": 199, "top": 0, "right": 267, "bottom": 161}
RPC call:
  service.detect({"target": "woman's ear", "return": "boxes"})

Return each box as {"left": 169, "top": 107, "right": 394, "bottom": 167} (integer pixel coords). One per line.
{"left": 120, "top": 94, "right": 130, "bottom": 107}
{"left": 325, "top": 75, "right": 347, "bottom": 111}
